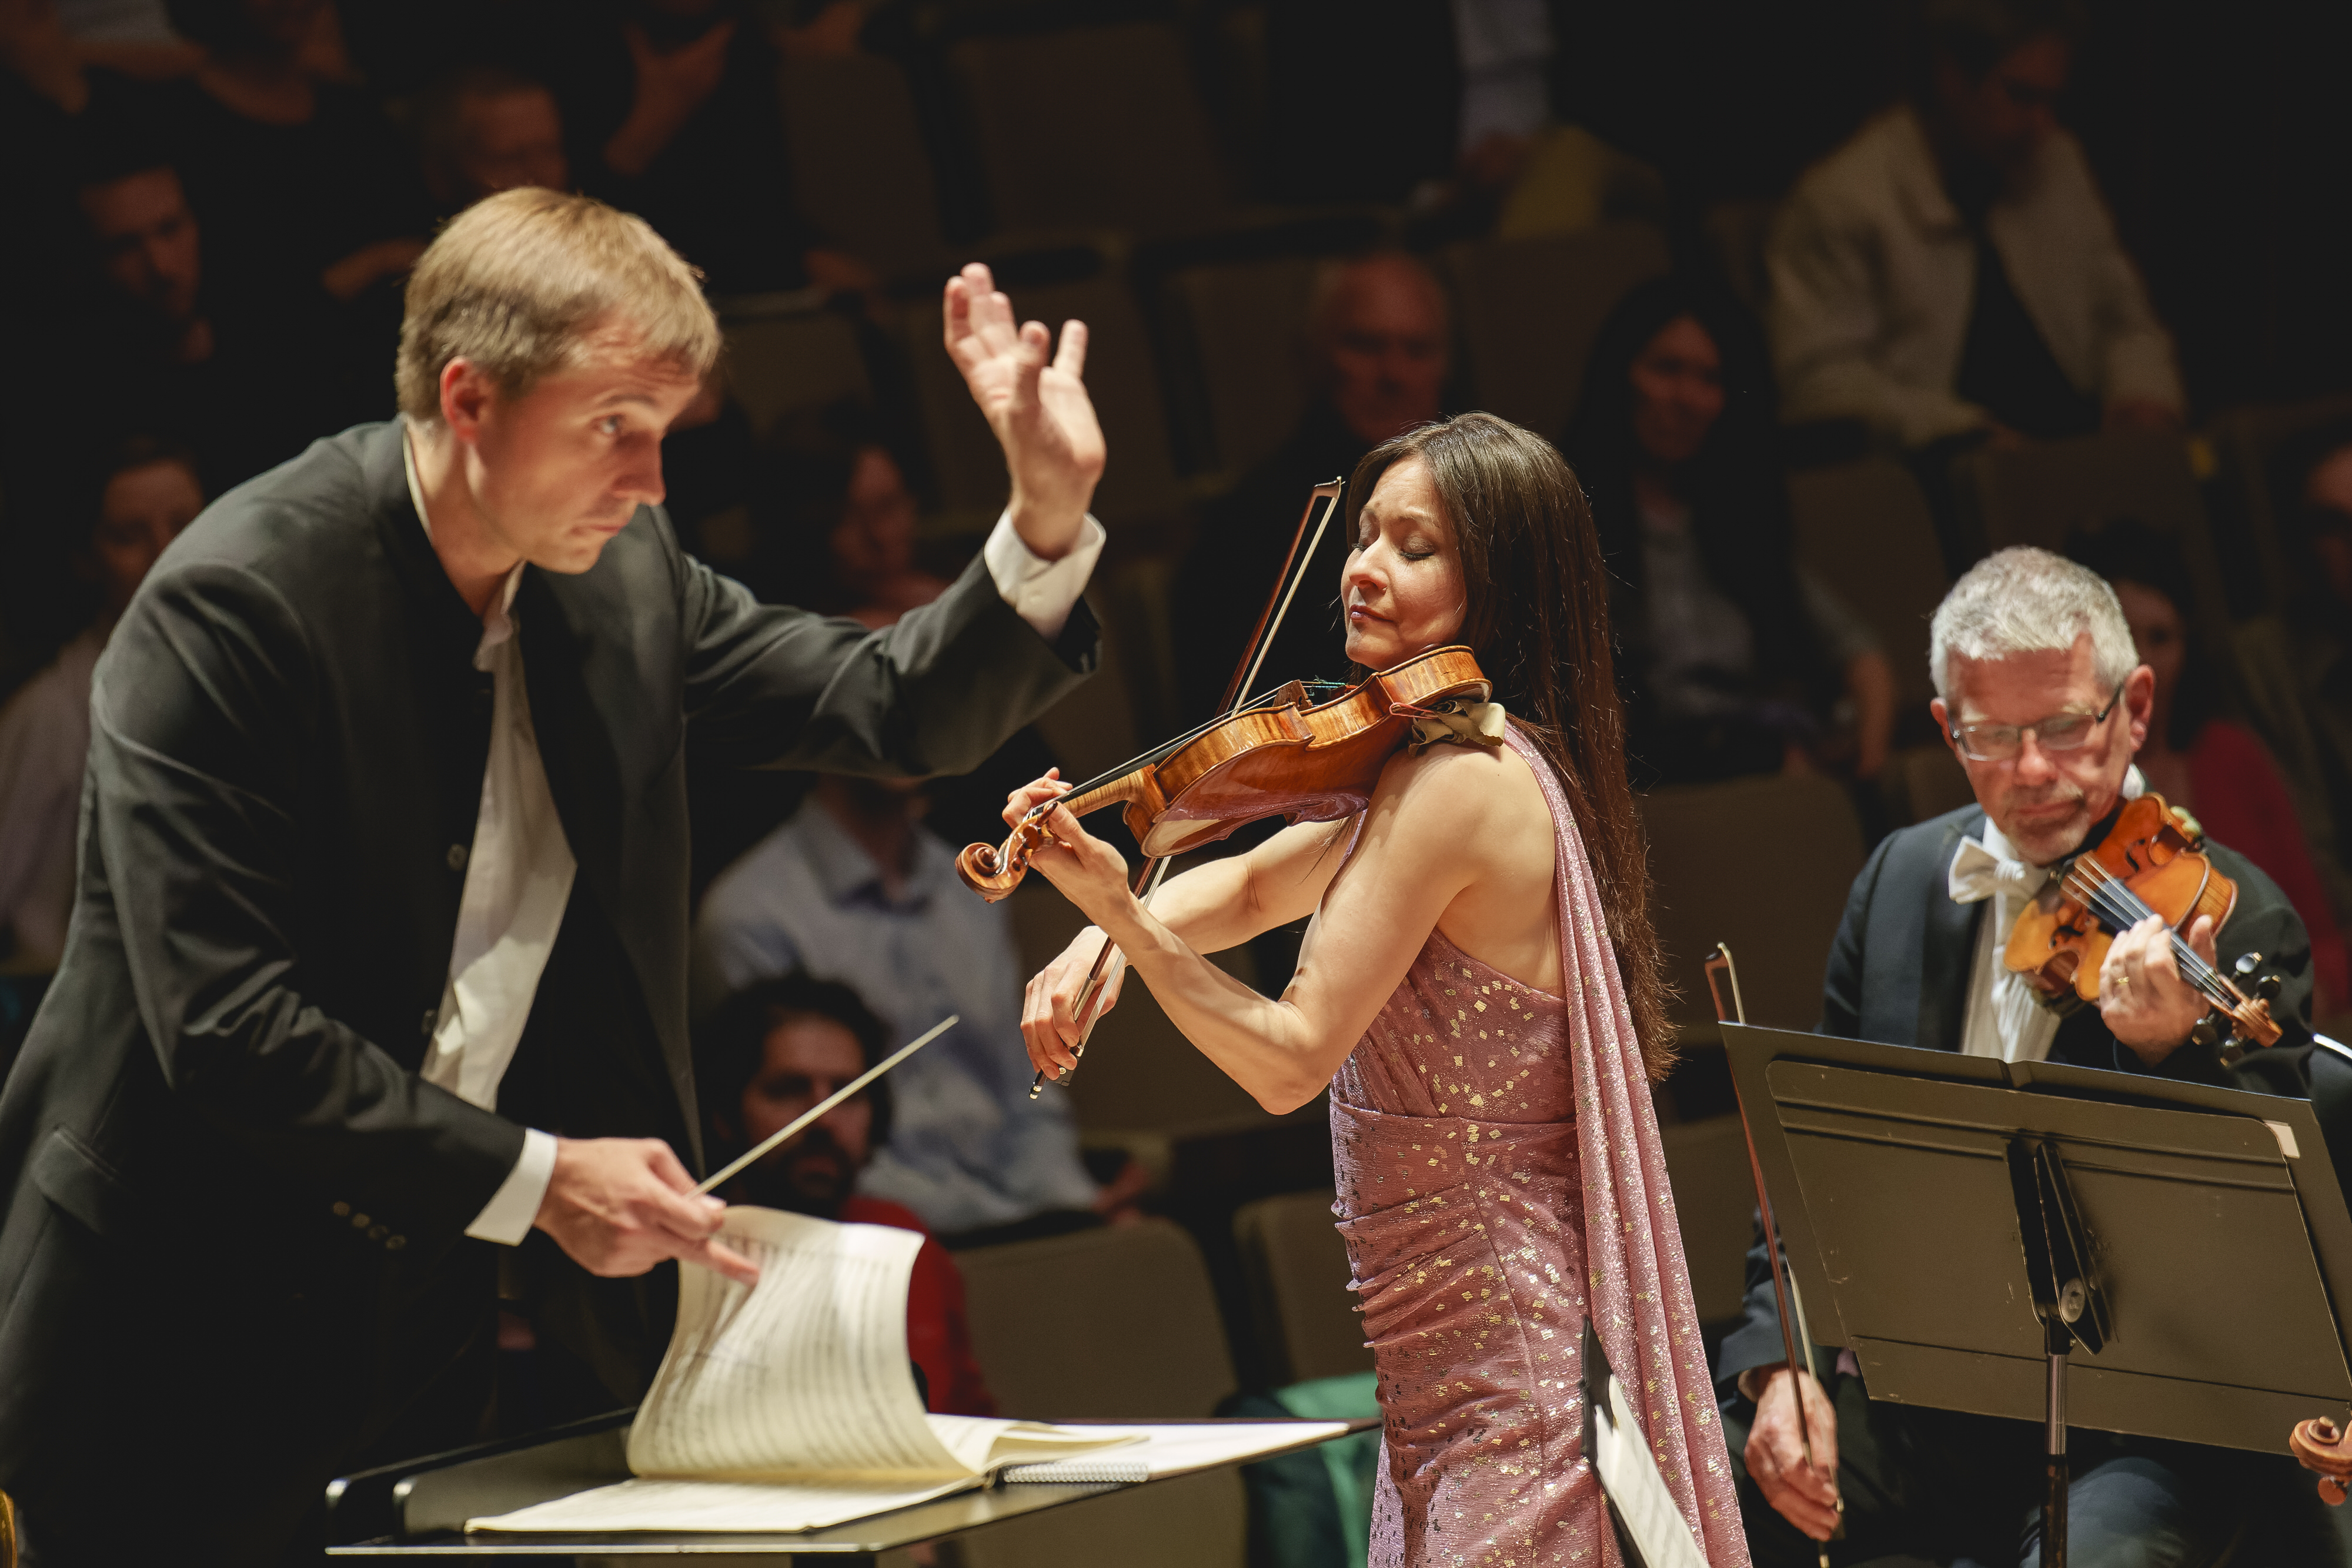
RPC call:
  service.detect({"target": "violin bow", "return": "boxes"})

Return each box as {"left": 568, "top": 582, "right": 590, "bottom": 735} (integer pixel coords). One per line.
{"left": 1711, "top": 943, "right": 1842, "bottom": 1561}
{"left": 1030, "top": 479, "right": 1348, "bottom": 1098}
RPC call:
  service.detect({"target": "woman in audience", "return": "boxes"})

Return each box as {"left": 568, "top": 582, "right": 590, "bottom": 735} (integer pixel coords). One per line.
{"left": 2069, "top": 519, "right": 2350, "bottom": 1019}
{"left": 0, "top": 436, "right": 201, "bottom": 1059}
{"left": 744, "top": 403, "right": 948, "bottom": 628}
{"left": 1564, "top": 272, "right": 1896, "bottom": 787}
{"left": 1001, "top": 413, "right": 1748, "bottom": 1566}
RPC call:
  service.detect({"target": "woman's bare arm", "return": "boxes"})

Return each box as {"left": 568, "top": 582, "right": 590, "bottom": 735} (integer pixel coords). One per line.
{"left": 1018, "top": 816, "right": 1355, "bottom": 1044}
{"left": 1016, "top": 743, "right": 1549, "bottom": 1112}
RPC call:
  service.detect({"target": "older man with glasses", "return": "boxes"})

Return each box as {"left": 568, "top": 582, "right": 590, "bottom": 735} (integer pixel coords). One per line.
{"left": 1716, "top": 545, "right": 2341, "bottom": 1567}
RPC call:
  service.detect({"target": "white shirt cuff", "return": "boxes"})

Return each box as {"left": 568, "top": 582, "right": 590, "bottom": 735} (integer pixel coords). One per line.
{"left": 466, "top": 1126, "right": 557, "bottom": 1245}
{"left": 983, "top": 510, "right": 1104, "bottom": 642}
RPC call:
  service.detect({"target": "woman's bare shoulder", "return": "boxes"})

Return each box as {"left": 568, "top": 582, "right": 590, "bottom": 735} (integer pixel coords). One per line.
{"left": 1371, "top": 737, "right": 1551, "bottom": 837}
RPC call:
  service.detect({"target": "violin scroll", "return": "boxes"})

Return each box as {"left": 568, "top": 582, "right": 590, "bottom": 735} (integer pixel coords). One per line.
{"left": 2291, "top": 1416, "right": 2352, "bottom": 1505}
{"left": 956, "top": 834, "right": 1030, "bottom": 903}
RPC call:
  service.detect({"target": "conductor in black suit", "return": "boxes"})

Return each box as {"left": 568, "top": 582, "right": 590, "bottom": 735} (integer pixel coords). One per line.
{"left": 0, "top": 189, "right": 1113, "bottom": 1564}
{"left": 1718, "top": 546, "right": 2341, "bottom": 1566}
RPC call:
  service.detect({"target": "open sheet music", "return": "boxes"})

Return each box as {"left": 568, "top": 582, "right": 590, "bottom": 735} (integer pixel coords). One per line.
{"left": 471, "top": 1209, "right": 1134, "bottom": 1534}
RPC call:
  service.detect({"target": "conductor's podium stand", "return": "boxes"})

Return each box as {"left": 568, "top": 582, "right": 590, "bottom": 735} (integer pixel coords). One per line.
{"left": 323, "top": 1410, "right": 1369, "bottom": 1565}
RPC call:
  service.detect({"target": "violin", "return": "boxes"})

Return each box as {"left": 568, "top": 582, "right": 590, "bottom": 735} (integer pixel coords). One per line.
{"left": 957, "top": 643, "right": 1490, "bottom": 900}
{"left": 2003, "top": 791, "right": 2284, "bottom": 1058}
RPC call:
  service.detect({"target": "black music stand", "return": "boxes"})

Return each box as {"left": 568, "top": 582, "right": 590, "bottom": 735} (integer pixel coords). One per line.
{"left": 1725, "top": 1022, "right": 2352, "bottom": 1565}
{"left": 322, "top": 1412, "right": 1372, "bottom": 1563}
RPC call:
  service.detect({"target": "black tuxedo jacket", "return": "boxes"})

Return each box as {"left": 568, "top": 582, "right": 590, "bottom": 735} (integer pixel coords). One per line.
{"left": 0, "top": 421, "right": 1095, "bottom": 1559}
{"left": 1717, "top": 801, "right": 2319, "bottom": 1386}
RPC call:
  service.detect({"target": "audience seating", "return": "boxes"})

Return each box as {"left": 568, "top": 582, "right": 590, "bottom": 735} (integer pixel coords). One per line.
{"left": 1441, "top": 220, "right": 1672, "bottom": 439}
{"left": 1102, "top": 554, "right": 1184, "bottom": 743}
{"left": 717, "top": 297, "right": 874, "bottom": 444}
{"left": 958, "top": 1216, "right": 1240, "bottom": 1417}
{"left": 1027, "top": 590, "right": 1142, "bottom": 785}
{"left": 1880, "top": 741, "right": 1976, "bottom": 828}
{"left": 898, "top": 268, "right": 1182, "bottom": 530}
{"left": 776, "top": 54, "right": 948, "bottom": 285}
{"left": 1953, "top": 431, "right": 2234, "bottom": 654}
{"left": 2201, "top": 393, "right": 2352, "bottom": 620}
{"left": 1159, "top": 255, "right": 1318, "bottom": 477}
{"left": 950, "top": 24, "right": 1228, "bottom": 239}
{"left": 1789, "top": 457, "right": 1948, "bottom": 712}
{"left": 1702, "top": 198, "right": 1778, "bottom": 313}
{"left": 953, "top": 1210, "right": 1248, "bottom": 1568}
{"left": 1659, "top": 1113, "right": 1758, "bottom": 1325}
{"left": 1232, "top": 1190, "right": 1370, "bottom": 1386}
{"left": 1639, "top": 772, "right": 1868, "bottom": 1030}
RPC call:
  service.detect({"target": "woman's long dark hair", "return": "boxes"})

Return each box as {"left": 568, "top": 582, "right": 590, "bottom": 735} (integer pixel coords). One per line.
{"left": 1347, "top": 413, "right": 1676, "bottom": 1080}
{"left": 1562, "top": 273, "right": 1824, "bottom": 720}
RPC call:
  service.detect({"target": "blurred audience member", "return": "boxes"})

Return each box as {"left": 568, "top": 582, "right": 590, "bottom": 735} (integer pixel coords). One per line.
{"left": 2234, "top": 421, "right": 2352, "bottom": 951}
{"left": 66, "top": 138, "right": 332, "bottom": 496}
{"left": 416, "top": 63, "right": 569, "bottom": 212}
{"left": 2070, "top": 519, "right": 2348, "bottom": 1019}
{"left": 1766, "top": 0, "right": 2182, "bottom": 452}
{"left": 692, "top": 774, "right": 1144, "bottom": 1239}
{"left": 0, "top": 437, "right": 200, "bottom": 1055}
{"left": 541, "top": 0, "right": 871, "bottom": 296}
{"left": 697, "top": 972, "right": 996, "bottom": 1415}
{"left": 1566, "top": 274, "right": 1895, "bottom": 787}
{"left": 743, "top": 403, "right": 946, "bottom": 627}
{"left": 155, "top": 0, "right": 428, "bottom": 397}
{"left": 1175, "top": 252, "right": 1451, "bottom": 721}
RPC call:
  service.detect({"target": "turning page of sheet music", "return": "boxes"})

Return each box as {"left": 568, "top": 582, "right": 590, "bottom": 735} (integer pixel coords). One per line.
{"left": 629, "top": 1208, "right": 951, "bottom": 1480}
{"left": 470, "top": 1209, "right": 1135, "bottom": 1534}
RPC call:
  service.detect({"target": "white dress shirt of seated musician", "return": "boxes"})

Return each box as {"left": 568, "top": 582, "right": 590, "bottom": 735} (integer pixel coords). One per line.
{"left": 1743, "top": 544, "right": 2226, "bottom": 1543}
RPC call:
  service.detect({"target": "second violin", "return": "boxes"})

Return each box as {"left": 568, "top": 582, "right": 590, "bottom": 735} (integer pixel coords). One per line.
{"left": 2004, "top": 791, "right": 2284, "bottom": 1058}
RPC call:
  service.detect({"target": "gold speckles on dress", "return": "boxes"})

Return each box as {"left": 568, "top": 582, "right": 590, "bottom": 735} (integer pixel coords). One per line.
{"left": 1326, "top": 726, "right": 1750, "bottom": 1568}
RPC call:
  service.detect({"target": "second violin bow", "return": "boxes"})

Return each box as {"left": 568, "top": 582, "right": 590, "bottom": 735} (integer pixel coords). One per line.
{"left": 1710, "top": 943, "right": 1842, "bottom": 1562}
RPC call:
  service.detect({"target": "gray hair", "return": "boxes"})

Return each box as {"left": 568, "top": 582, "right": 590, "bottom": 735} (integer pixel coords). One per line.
{"left": 1928, "top": 546, "right": 2137, "bottom": 702}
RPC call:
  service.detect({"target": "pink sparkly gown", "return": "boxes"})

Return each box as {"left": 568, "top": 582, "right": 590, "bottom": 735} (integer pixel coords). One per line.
{"left": 1329, "top": 726, "right": 1749, "bottom": 1567}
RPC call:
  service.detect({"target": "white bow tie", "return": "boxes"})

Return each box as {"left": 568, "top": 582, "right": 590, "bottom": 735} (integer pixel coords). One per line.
{"left": 1949, "top": 835, "right": 2051, "bottom": 904}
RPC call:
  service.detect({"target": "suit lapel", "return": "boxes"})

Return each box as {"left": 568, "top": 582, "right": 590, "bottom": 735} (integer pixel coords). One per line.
{"left": 1917, "top": 811, "right": 1986, "bottom": 1054}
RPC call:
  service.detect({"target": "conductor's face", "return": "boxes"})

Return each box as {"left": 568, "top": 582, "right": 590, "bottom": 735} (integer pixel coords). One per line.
{"left": 449, "top": 317, "right": 704, "bottom": 575}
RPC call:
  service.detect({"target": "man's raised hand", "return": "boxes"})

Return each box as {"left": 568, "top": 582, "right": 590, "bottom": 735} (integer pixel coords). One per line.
{"left": 535, "top": 1136, "right": 760, "bottom": 1286}
{"left": 944, "top": 262, "right": 1104, "bottom": 561}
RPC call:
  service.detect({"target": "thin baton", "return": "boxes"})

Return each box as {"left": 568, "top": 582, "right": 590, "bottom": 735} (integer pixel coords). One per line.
{"left": 697, "top": 1015, "right": 958, "bottom": 1196}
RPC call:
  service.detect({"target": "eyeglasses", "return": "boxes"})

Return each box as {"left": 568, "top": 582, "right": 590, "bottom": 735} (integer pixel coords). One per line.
{"left": 1949, "top": 681, "right": 2126, "bottom": 763}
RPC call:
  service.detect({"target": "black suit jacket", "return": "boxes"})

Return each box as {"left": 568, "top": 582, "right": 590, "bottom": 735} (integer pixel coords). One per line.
{"left": 1717, "top": 802, "right": 2318, "bottom": 1386}
{"left": 0, "top": 421, "right": 1094, "bottom": 1557}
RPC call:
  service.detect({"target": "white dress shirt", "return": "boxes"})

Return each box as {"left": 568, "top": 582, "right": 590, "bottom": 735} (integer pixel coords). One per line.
{"left": 1953, "top": 767, "right": 2144, "bottom": 1064}
{"left": 1766, "top": 105, "right": 2184, "bottom": 449}
{"left": 402, "top": 417, "right": 1104, "bottom": 1243}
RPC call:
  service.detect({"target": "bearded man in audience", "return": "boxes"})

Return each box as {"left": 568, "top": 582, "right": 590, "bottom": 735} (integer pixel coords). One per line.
{"left": 1717, "top": 546, "right": 2338, "bottom": 1566}
{"left": 0, "top": 188, "right": 1108, "bottom": 1566}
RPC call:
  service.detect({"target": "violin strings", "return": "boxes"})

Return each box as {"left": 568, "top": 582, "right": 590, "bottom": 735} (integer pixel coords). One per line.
{"left": 1023, "top": 687, "right": 1298, "bottom": 822}
{"left": 2057, "top": 868, "right": 2220, "bottom": 998}
{"left": 2059, "top": 859, "right": 2238, "bottom": 1006}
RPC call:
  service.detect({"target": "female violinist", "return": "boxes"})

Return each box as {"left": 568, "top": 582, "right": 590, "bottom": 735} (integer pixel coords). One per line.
{"left": 1000, "top": 413, "right": 1750, "bottom": 1567}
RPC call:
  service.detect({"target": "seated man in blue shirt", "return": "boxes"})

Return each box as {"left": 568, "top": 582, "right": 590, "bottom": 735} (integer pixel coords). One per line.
{"left": 694, "top": 771, "right": 1142, "bottom": 1238}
